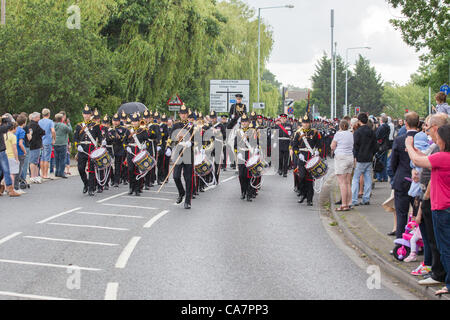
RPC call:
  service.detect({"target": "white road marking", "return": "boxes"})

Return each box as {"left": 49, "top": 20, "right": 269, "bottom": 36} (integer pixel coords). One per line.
{"left": 204, "top": 185, "right": 216, "bottom": 192}
{"left": 36, "top": 207, "right": 82, "bottom": 224}
{"left": 115, "top": 236, "right": 141, "bottom": 269}
{"left": 96, "top": 191, "right": 128, "bottom": 203}
{"left": 104, "top": 282, "right": 119, "bottom": 300}
{"left": 76, "top": 211, "right": 144, "bottom": 219}
{"left": 0, "top": 232, "right": 22, "bottom": 246}
{"left": 143, "top": 210, "right": 169, "bottom": 229}
{"left": 221, "top": 176, "right": 236, "bottom": 183}
{"left": 0, "top": 259, "right": 101, "bottom": 271}
{"left": 102, "top": 203, "right": 158, "bottom": 210}
{"left": 0, "top": 291, "right": 70, "bottom": 300}
{"left": 23, "top": 236, "right": 119, "bottom": 247}
{"left": 47, "top": 223, "right": 129, "bottom": 231}
{"left": 145, "top": 190, "right": 178, "bottom": 195}
{"left": 121, "top": 196, "right": 172, "bottom": 201}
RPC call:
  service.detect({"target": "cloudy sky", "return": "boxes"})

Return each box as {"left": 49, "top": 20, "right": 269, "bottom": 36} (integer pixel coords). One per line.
{"left": 243, "top": 0, "right": 422, "bottom": 89}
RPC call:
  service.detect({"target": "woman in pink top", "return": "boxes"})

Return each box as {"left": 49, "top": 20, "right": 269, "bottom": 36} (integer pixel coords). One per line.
{"left": 406, "top": 124, "right": 450, "bottom": 296}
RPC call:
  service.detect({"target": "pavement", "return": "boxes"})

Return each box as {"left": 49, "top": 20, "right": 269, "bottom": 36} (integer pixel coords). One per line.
{"left": 326, "top": 174, "right": 449, "bottom": 300}
{"left": 0, "top": 161, "right": 417, "bottom": 300}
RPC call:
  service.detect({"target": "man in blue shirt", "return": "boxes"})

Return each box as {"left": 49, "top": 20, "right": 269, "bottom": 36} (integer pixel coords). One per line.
{"left": 38, "top": 108, "right": 55, "bottom": 179}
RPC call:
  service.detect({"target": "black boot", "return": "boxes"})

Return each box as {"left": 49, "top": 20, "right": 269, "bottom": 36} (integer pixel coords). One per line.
{"left": 83, "top": 185, "right": 88, "bottom": 194}
{"left": 241, "top": 192, "right": 246, "bottom": 200}
{"left": 298, "top": 195, "right": 307, "bottom": 203}
{"left": 88, "top": 190, "right": 95, "bottom": 196}
{"left": 307, "top": 201, "right": 313, "bottom": 206}
{"left": 135, "top": 190, "right": 140, "bottom": 196}
{"left": 128, "top": 188, "right": 133, "bottom": 195}
{"left": 246, "top": 194, "right": 253, "bottom": 202}
{"left": 184, "top": 202, "right": 191, "bottom": 209}
{"left": 176, "top": 195, "right": 184, "bottom": 204}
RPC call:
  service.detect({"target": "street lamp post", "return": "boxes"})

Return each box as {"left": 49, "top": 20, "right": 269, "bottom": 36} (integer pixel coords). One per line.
{"left": 257, "top": 5, "right": 294, "bottom": 110}
{"left": 1, "top": 0, "right": 5, "bottom": 25}
{"left": 345, "top": 46, "right": 371, "bottom": 115}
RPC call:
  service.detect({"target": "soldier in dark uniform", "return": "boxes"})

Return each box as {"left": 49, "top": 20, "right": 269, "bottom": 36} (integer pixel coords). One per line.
{"left": 290, "top": 113, "right": 322, "bottom": 206}
{"left": 229, "top": 93, "right": 247, "bottom": 121}
{"left": 125, "top": 113, "right": 149, "bottom": 196}
{"left": 100, "top": 114, "right": 114, "bottom": 191}
{"left": 157, "top": 114, "right": 170, "bottom": 184}
{"left": 111, "top": 113, "right": 129, "bottom": 188}
{"left": 74, "top": 105, "right": 103, "bottom": 196}
{"left": 167, "top": 104, "right": 194, "bottom": 209}
{"left": 232, "top": 113, "right": 258, "bottom": 202}
{"left": 145, "top": 111, "right": 161, "bottom": 189}
{"left": 276, "top": 114, "right": 293, "bottom": 177}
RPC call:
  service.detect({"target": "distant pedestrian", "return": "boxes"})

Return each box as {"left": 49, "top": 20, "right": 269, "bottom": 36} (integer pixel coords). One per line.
{"left": 29, "top": 112, "right": 45, "bottom": 184}
{"left": 38, "top": 108, "right": 55, "bottom": 180}
{"left": 54, "top": 113, "right": 72, "bottom": 178}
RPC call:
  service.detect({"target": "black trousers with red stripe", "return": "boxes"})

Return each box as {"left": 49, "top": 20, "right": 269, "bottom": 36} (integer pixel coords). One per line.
{"left": 173, "top": 163, "right": 193, "bottom": 205}
{"left": 77, "top": 152, "right": 96, "bottom": 192}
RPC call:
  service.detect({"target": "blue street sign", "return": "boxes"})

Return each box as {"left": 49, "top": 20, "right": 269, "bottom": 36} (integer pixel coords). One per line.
{"left": 230, "top": 99, "right": 236, "bottom": 104}
{"left": 440, "top": 84, "right": 449, "bottom": 95}
{"left": 287, "top": 107, "right": 294, "bottom": 114}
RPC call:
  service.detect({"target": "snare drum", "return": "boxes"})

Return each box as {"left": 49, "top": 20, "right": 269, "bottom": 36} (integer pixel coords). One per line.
{"left": 194, "top": 153, "right": 213, "bottom": 177}
{"left": 133, "top": 151, "right": 156, "bottom": 173}
{"left": 246, "top": 155, "right": 264, "bottom": 177}
{"left": 305, "top": 156, "right": 328, "bottom": 179}
{"left": 90, "top": 147, "right": 111, "bottom": 170}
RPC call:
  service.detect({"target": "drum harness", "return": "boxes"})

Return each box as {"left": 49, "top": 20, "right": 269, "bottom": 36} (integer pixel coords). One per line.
{"left": 300, "top": 132, "right": 328, "bottom": 194}
{"left": 128, "top": 128, "right": 152, "bottom": 181}
{"left": 82, "top": 123, "right": 111, "bottom": 187}
{"left": 237, "top": 128, "right": 266, "bottom": 190}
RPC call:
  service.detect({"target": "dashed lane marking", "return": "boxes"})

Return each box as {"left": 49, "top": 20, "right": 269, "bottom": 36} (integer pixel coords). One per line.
{"left": 23, "top": 236, "right": 119, "bottom": 247}
{"left": 36, "top": 207, "right": 82, "bottom": 224}
{"left": 0, "top": 232, "right": 22, "bottom": 247}
{"left": 47, "top": 222, "right": 129, "bottom": 231}
{"left": 0, "top": 291, "right": 70, "bottom": 300}
{"left": 75, "top": 211, "right": 144, "bottom": 219}
{"left": 102, "top": 203, "right": 158, "bottom": 210}
{"left": 115, "top": 236, "right": 141, "bottom": 269}
{"left": 143, "top": 210, "right": 170, "bottom": 229}
{"left": 96, "top": 192, "right": 128, "bottom": 203}
{"left": 121, "top": 196, "right": 172, "bottom": 201}
{"left": 104, "top": 282, "right": 119, "bottom": 300}
{"left": 0, "top": 259, "right": 101, "bottom": 271}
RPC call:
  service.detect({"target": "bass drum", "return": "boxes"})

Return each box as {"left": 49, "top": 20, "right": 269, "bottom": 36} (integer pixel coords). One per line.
{"left": 246, "top": 155, "right": 264, "bottom": 177}
{"left": 194, "top": 153, "right": 213, "bottom": 177}
{"left": 90, "top": 147, "right": 111, "bottom": 170}
{"left": 133, "top": 151, "right": 156, "bottom": 173}
{"left": 305, "top": 156, "right": 328, "bottom": 179}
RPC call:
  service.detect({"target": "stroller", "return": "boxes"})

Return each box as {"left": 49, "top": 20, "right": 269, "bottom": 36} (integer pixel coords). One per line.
{"left": 392, "top": 217, "right": 424, "bottom": 261}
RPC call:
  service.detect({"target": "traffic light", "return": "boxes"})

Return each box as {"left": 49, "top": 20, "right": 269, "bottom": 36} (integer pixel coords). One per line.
{"left": 355, "top": 107, "right": 360, "bottom": 114}
{"left": 405, "top": 108, "right": 409, "bottom": 113}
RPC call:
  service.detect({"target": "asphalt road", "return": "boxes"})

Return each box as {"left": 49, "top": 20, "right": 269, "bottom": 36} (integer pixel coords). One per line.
{"left": 0, "top": 168, "right": 412, "bottom": 300}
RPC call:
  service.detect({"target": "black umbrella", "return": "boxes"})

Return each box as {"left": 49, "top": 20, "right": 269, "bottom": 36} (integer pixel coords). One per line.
{"left": 117, "top": 102, "right": 148, "bottom": 116}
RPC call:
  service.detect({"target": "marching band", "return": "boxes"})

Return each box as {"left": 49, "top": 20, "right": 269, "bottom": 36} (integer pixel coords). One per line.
{"left": 75, "top": 98, "right": 336, "bottom": 209}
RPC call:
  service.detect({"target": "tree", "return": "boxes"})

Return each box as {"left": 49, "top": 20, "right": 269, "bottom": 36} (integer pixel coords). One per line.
{"left": 310, "top": 53, "right": 347, "bottom": 118}
{"left": 0, "top": 0, "right": 118, "bottom": 122}
{"left": 382, "top": 82, "right": 429, "bottom": 118}
{"left": 348, "top": 55, "right": 384, "bottom": 116}
{"left": 387, "top": 0, "right": 450, "bottom": 89}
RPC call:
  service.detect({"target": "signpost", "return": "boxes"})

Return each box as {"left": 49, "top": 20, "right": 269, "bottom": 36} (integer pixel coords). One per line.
{"left": 167, "top": 94, "right": 183, "bottom": 112}
{"left": 253, "top": 102, "right": 265, "bottom": 110}
{"left": 287, "top": 106, "right": 294, "bottom": 115}
{"left": 284, "top": 98, "right": 294, "bottom": 114}
{"left": 210, "top": 80, "right": 250, "bottom": 113}
{"left": 440, "top": 84, "right": 449, "bottom": 95}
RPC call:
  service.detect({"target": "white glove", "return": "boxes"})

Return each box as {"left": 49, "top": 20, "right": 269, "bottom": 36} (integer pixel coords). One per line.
{"left": 314, "top": 150, "right": 319, "bottom": 157}
{"left": 126, "top": 147, "right": 132, "bottom": 154}
{"left": 185, "top": 141, "right": 192, "bottom": 148}
{"left": 237, "top": 153, "right": 245, "bottom": 161}
{"left": 157, "top": 146, "right": 161, "bottom": 152}
{"left": 141, "top": 144, "right": 147, "bottom": 150}
{"left": 165, "top": 148, "right": 172, "bottom": 157}
{"left": 77, "top": 146, "right": 84, "bottom": 153}
{"left": 101, "top": 140, "right": 106, "bottom": 146}
{"left": 231, "top": 114, "right": 235, "bottom": 119}
{"left": 298, "top": 154, "right": 305, "bottom": 162}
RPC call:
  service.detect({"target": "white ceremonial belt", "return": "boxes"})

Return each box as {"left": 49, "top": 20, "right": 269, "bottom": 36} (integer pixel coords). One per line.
{"left": 80, "top": 141, "right": 92, "bottom": 145}
{"left": 298, "top": 148, "right": 310, "bottom": 152}
{"left": 279, "top": 137, "right": 291, "bottom": 140}
{"left": 128, "top": 143, "right": 138, "bottom": 147}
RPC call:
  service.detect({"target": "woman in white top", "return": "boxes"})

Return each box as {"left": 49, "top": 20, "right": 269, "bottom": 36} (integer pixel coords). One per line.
{"left": 331, "top": 120, "right": 354, "bottom": 211}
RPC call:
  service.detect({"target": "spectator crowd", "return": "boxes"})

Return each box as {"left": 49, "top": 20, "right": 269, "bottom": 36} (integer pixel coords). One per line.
{"left": 331, "top": 91, "right": 450, "bottom": 296}
{"left": 0, "top": 109, "right": 72, "bottom": 197}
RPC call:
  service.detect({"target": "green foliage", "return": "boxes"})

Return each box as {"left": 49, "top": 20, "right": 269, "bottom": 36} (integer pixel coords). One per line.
{"left": 0, "top": 0, "right": 279, "bottom": 119}
{"left": 348, "top": 55, "right": 384, "bottom": 116}
{"left": 382, "top": 83, "right": 429, "bottom": 118}
{"left": 387, "top": 0, "right": 450, "bottom": 90}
